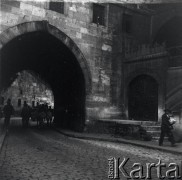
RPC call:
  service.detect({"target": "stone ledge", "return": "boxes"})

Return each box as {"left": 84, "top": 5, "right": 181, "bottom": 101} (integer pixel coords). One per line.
{"left": 53, "top": 127, "right": 182, "bottom": 155}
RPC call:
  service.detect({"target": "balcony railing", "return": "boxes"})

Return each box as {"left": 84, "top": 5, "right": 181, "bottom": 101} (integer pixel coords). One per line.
{"left": 124, "top": 43, "right": 166, "bottom": 60}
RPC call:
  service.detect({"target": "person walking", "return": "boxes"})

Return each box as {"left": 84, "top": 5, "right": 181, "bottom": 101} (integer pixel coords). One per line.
{"left": 3, "top": 99, "right": 14, "bottom": 131}
{"left": 21, "top": 101, "right": 31, "bottom": 128}
{"left": 159, "top": 109, "right": 175, "bottom": 147}
{"left": 46, "top": 106, "right": 53, "bottom": 126}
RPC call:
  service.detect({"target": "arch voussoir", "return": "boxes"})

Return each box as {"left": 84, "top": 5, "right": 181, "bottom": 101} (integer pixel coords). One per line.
{"left": 0, "top": 31, "right": 12, "bottom": 45}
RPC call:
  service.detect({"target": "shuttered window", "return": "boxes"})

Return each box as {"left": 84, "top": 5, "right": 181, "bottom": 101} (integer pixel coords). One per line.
{"left": 93, "top": 3, "right": 105, "bottom": 26}
{"left": 49, "top": 2, "right": 64, "bottom": 14}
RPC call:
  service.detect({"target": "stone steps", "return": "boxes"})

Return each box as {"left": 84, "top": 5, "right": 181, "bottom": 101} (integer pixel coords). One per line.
{"left": 99, "top": 119, "right": 160, "bottom": 126}
{"left": 86, "top": 119, "right": 163, "bottom": 141}
{"left": 152, "top": 136, "right": 169, "bottom": 142}
{"left": 147, "top": 130, "right": 161, "bottom": 136}
{"left": 141, "top": 124, "right": 161, "bottom": 140}
{"left": 142, "top": 125, "right": 161, "bottom": 131}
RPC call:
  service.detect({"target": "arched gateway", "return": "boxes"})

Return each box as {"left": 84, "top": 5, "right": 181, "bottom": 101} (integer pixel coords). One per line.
{"left": 0, "top": 21, "right": 92, "bottom": 132}
{"left": 128, "top": 75, "right": 158, "bottom": 121}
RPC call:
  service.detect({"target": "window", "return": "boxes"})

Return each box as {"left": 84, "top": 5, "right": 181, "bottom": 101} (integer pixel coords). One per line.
{"left": 0, "top": 97, "right": 4, "bottom": 105}
{"left": 32, "top": 101, "right": 35, "bottom": 107}
{"left": 18, "top": 99, "right": 21, "bottom": 107}
{"left": 93, "top": 3, "right": 105, "bottom": 26}
{"left": 49, "top": 1, "right": 64, "bottom": 14}
{"left": 122, "top": 14, "right": 132, "bottom": 34}
{"left": 20, "top": 89, "right": 23, "bottom": 95}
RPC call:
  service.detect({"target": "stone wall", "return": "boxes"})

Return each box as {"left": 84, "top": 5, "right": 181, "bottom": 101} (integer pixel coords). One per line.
{"left": 151, "top": 3, "right": 182, "bottom": 122}
{"left": 1, "top": 1, "right": 181, "bottom": 123}
{"left": 0, "top": 1, "right": 115, "bottom": 121}
{"left": 108, "top": 4, "right": 153, "bottom": 118}
{"left": 124, "top": 53, "right": 168, "bottom": 120}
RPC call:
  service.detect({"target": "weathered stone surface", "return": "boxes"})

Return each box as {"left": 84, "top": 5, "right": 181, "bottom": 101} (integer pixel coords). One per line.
{"left": 102, "top": 44, "right": 112, "bottom": 52}
{"left": 1, "top": 1, "right": 179, "bottom": 123}
{"left": 0, "top": 13, "right": 19, "bottom": 26}
{"left": 20, "top": 2, "right": 33, "bottom": 12}
{"left": 32, "top": 6, "right": 46, "bottom": 17}
{"left": 76, "top": 32, "right": 82, "bottom": 39}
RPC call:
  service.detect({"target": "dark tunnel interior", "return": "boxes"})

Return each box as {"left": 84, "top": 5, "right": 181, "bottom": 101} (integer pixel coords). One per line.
{"left": 0, "top": 31, "right": 86, "bottom": 132}
{"left": 154, "top": 16, "right": 182, "bottom": 48}
{"left": 128, "top": 74, "right": 158, "bottom": 121}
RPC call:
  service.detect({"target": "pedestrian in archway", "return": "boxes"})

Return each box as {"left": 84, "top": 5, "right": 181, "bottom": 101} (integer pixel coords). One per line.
{"left": 46, "top": 106, "right": 53, "bottom": 126}
{"left": 159, "top": 109, "right": 176, "bottom": 147}
{"left": 37, "top": 104, "right": 46, "bottom": 128}
{"left": 3, "top": 99, "right": 14, "bottom": 131}
{"left": 21, "top": 101, "right": 31, "bottom": 128}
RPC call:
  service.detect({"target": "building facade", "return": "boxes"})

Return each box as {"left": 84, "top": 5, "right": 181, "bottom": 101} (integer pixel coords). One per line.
{"left": 0, "top": 70, "right": 54, "bottom": 112}
{"left": 0, "top": 1, "right": 182, "bottom": 131}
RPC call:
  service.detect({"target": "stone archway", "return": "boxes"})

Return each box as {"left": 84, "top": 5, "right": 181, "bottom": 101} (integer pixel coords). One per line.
{"left": 0, "top": 21, "right": 92, "bottom": 132}
{"left": 125, "top": 68, "right": 164, "bottom": 119}
{"left": 0, "top": 21, "right": 92, "bottom": 94}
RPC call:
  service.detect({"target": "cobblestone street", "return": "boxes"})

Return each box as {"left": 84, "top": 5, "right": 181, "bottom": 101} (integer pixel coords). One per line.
{"left": 0, "top": 118, "right": 181, "bottom": 180}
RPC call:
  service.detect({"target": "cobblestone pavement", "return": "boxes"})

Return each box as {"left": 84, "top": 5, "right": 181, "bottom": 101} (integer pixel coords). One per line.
{"left": 0, "top": 118, "right": 181, "bottom": 180}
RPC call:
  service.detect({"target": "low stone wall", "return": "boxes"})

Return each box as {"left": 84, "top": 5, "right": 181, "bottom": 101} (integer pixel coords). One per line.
{"left": 85, "top": 119, "right": 152, "bottom": 141}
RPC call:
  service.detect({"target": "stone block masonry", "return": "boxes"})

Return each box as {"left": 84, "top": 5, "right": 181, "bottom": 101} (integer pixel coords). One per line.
{"left": 0, "top": 1, "right": 114, "bottom": 121}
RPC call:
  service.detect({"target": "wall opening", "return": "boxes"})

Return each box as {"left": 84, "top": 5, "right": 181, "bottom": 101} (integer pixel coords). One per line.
{"left": 0, "top": 30, "right": 86, "bottom": 132}
{"left": 1, "top": 70, "right": 54, "bottom": 114}
{"left": 128, "top": 74, "right": 158, "bottom": 121}
{"left": 154, "top": 16, "right": 182, "bottom": 48}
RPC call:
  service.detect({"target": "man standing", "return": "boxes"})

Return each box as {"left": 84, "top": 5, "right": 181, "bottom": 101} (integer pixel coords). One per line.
{"left": 3, "top": 99, "right": 14, "bottom": 130}
{"left": 159, "top": 109, "right": 175, "bottom": 147}
{"left": 21, "top": 101, "right": 31, "bottom": 128}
